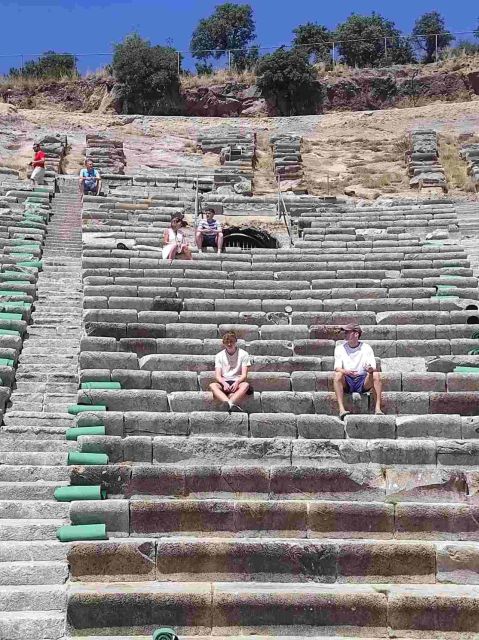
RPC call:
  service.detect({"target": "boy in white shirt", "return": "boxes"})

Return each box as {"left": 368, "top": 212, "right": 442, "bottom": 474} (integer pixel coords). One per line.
{"left": 333, "top": 324, "right": 383, "bottom": 420}
{"left": 210, "top": 331, "right": 252, "bottom": 412}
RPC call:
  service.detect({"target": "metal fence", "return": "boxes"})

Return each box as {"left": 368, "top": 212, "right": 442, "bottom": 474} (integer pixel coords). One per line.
{"left": 0, "top": 30, "right": 477, "bottom": 76}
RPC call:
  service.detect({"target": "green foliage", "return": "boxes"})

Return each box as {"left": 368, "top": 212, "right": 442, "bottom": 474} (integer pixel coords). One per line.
{"left": 447, "top": 40, "right": 479, "bottom": 57}
{"left": 292, "top": 22, "right": 332, "bottom": 63}
{"left": 190, "top": 2, "right": 256, "bottom": 69}
{"left": 256, "top": 47, "right": 323, "bottom": 116}
{"left": 112, "top": 34, "right": 182, "bottom": 115}
{"left": 370, "top": 76, "right": 398, "bottom": 99}
{"left": 195, "top": 61, "right": 214, "bottom": 75}
{"left": 9, "top": 51, "right": 77, "bottom": 79}
{"left": 335, "top": 12, "right": 415, "bottom": 67}
{"left": 412, "top": 11, "right": 454, "bottom": 63}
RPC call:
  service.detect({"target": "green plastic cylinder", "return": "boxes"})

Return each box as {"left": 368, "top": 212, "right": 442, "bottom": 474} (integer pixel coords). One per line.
{"left": 153, "top": 629, "right": 178, "bottom": 640}
{"left": 468, "top": 348, "right": 479, "bottom": 356}
{"left": 0, "top": 358, "right": 14, "bottom": 367}
{"left": 454, "top": 366, "right": 479, "bottom": 374}
{"left": 68, "top": 404, "right": 107, "bottom": 415}
{"left": 0, "top": 291, "right": 26, "bottom": 298}
{"left": 68, "top": 451, "right": 109, "bottom": 466}
{"left": 56, "top": 523, "right": 108, "bottom": 542}
{"left": 54, "top": 485, "right": 106, "bottom": 502}
{"left": 81, "top": 381, "right": 121, "bottom": 390}
{"left": 18, "top": 261, "right": 42, "bottom": 268}
{"left": 0, "top": 329, "right": 20, "bottom": 336}
{"left": 66, "top": 425, "right": 106, "bottom": 441}
{"left": 0, "top": 313, "right": 22, "bottom": 320}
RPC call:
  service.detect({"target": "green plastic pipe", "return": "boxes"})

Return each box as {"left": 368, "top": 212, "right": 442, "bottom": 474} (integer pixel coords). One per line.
{"left": 0, "top": 291, "right": 27, "bottom": 298}
{"left": 81, "top": 381, "right": 121, "bottom": 390}
{"left": 56, "top": 523, "right": 108, "bottom": 542}
{"left": 66, "top": 425, "right": 106, "bottom": 441}
{"left": 431, "top": 295, "right": 458, "bottom": 299}
{"left": 18, "top": 261, "right": 42, "bottom": 268}
{"left": 152, "top": 628, "right": 178, "bottom": 640}
{"left": 0, "top": 358, "right": 14, "bottom": 367}
{"left": 436, "top": 285, "right": 457, "bottom": 290}
{"left": 469, "top": 348, "right": 479, "bottom": 356}
{"left": 472, "top": 331, "right": 479, "bottom": 340}
{"left": 11, "top": 239, "right": 41, "bottom": 245}
{"left": 54, "top": 485, "right": 106, "bottom": 502}
{"left": 68, "top": 404, "right": 107, "bottom": 415}
{"left": 68, "top": 451, "right": 109, "bottom": 466}
{"left": 0, "top": 329, "right": 20, "bottom": 336}
{"left": 454, "top": 366, "right": 479, "bottom": 374}
{"left": 0, "top": 272, "right": 34, "bottom": 280}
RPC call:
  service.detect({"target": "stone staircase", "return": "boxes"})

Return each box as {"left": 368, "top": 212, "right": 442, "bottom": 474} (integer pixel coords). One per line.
{"left": 0, "top": 180, "right": 83, "bottom": 640}
{"left": 59, "top": 170, "right": 479, "bottom": 638}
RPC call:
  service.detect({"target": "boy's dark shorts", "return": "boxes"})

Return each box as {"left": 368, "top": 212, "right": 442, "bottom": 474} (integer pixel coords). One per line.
{"left": 221, "top": 379, "right": 254, "bottom": 395}
{"left": 202, "top": 235, "right": 218, "bottom": 248}
{"left": 344, "top": 373, "right": 367, "bottom": 394}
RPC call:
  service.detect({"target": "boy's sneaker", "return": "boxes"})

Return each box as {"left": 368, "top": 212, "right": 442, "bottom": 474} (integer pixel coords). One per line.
{"left": 230, "top": 403, "right": 244, "bottom": 413}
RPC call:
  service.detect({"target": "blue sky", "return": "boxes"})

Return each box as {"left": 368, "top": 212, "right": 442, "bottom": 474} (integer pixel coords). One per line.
{"left": 0, "top": 0, "right": 477, "bottom": 73}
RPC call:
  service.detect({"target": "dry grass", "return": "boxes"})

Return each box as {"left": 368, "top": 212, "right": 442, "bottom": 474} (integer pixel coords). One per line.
{"left": 440, "top": 134, "right": 476, "bottom": 192}
{"left": 181, "top": 68, "right": 256, "bottom": 89}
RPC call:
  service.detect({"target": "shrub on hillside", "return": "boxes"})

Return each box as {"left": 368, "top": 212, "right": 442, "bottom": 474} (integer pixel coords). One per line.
{"left": 335, "top": 13, "right": 415, "bottom": 67}
{"left": 292, "top": 22, "right": 332, "bottom": 63}
{"left": 9, "top": 51, "right": 77, "bottom": 79}
{"left": 256, "top": 48, "right": 323, "bottom": 116}
{"left": 112, "top": 34, "right": 183, "bottom": 115}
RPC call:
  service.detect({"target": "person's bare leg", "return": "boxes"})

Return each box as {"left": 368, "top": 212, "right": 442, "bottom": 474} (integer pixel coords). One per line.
{"left": 195, "top": 232, "right": 204, "bottom": 251}
{"left": 364, "top": 372, "right": 383, "bottom": 413}
{"left": 210, "top": 382, "right": 230, "bottom": 404}
{"left": 333, "top": 371, "right": 347, "bottom": 415}
{"left": 216, "top": 232, "right": 224, "bottom": 254}
{"left": 182, "top": 246, "right": 193, "bottom": 260}
{"left": 167, "top": 245, "right": 177, "bottom": 260}
{"left": 229, "top": 382, "right": 249, "bottom": 407}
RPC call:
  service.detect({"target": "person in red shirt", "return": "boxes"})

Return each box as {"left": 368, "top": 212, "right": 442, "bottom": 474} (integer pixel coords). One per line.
{"left": 29, "top": 143, "right": 46, "bottom": 185}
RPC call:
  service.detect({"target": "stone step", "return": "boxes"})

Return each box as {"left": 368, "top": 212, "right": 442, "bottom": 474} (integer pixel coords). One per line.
{"left": 0, "top": 561, "right": 68, "bottom": 585}
{"left": 0, "top": 465, "right": 70, "bottom": 482}
{"left": 0, "top": 500, "right": 70, "bottom": 519}
{"left": 0, "top": 583, "right": 66, "bottom": 610}
{"left": 0, "top": 438, "right": 74, "bottom": 451}
{"left": 0, "top": 610, "right": 65, "bottom": 640}
{"left": 0, "top": 451, "right": 67, "bottom": 465}
{"left": 69, "top": 496, "right": 479, "bottom": 541}
{"left": 66, "top": 582, "right": 479, "bottom": 636}
{"left": 0, "top": 481, "right": 68, "bottom": 500}
{"left": 68, "top": 536, "right": 479, "bottom": 584}
{"left": 0, "top": 518, "right": 66, "bottom": 541}
{"left": 0, "top": 540, "right": 69, "bottom": 562}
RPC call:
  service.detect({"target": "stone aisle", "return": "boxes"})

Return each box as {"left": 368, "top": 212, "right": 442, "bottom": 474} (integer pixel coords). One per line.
{"left": 0, "top": 178, "right": 82, "bottom": 640}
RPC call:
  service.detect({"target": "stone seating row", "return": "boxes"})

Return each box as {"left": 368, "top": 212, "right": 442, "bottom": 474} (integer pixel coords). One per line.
{"left": 85, "top": 133, "right": 126, "bottom": 175}
{"left": 67, "top": 535, "right": 479, "bottom": 585}
{"left": 70, "top": 410, "right": 479, "bottom": 441}
{"left": 407, "top": 129, "right": 447, "bottom": 192}
{"left": 74, "top": 386, "right": 479, "bottom": 416}
{"left": 270, "top": 133, "right": 303, "bottom": 182}
{"left": 36, "top": 134, "right": 68, "bottom": 174}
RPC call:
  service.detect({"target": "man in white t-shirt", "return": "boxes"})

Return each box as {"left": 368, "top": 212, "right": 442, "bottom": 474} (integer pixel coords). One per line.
{"left": 210, "top": 331, "right": 252, "bottom": 412}
{"left": 333, "top": 324, "right": 383, "bottom": 420}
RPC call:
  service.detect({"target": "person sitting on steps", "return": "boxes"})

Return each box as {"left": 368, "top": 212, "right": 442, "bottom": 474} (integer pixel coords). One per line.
{"left": 162, "top": 216, "right": 192, "bottom": 261}
{"left": 333, "top": 323, "right": 383, "bottom": 421}
{"left": 210, "top": 331, "right": 252, "bottom": 413}
{"left": 79, "top": 159, "right": 101, "bottom": 196}
{"left": 196, "top": 208, "right": 224, "bottom": 255}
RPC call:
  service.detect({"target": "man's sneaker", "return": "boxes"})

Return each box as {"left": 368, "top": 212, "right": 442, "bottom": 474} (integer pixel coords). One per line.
{"left": 352, "top": 392, "right": 362, "bottom": 402}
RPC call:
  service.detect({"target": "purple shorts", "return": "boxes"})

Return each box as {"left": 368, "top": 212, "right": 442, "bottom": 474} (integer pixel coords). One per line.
{"left": 344, "top": 373, "right": 367, "bottom": 394}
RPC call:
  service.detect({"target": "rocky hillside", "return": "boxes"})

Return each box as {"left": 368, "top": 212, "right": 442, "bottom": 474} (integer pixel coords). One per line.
{"left": 1, "top": 56, "right": 479, "bottom": 117}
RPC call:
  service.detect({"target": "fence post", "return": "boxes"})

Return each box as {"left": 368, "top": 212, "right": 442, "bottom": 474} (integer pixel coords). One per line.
{"left": 177, "top": 52, "right": 180, "bottom": 75}
{"left": 332, "top": 42, "right": 335, "bottom": 66}
{"left": 227, "top": 50, "right": 231, "bottom": 71}
{"left": 384, "top": 37, "right": 387, "bottom": 58}
{"left": 21, "top": 54, "right": 24, "bottom": 73}
{"left": 435, "top": 34, "right": 438, "bottom": 62}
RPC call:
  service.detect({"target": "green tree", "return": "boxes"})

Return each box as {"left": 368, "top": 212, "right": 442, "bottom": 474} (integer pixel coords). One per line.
{"left": 256, "top": 48, "right": 323, "bottom": 116}
{"left": 292, "top": 22, "right": 332, "bottom": 63}
{"left": 190, "top": 3, "right": 256, "bottom": 70}
{"left": 475, "top": 18, "right": 479, "bottom": 40}
{"left": 9, "top": 51, "right": 77, "bottom": 79}
{"left": 112, "top": 34, "right": 182, "bottom": 115}
{"left": 412, "top": 11, "right": 454, "bottom": 63}
{"left": 335, "top": 13, "right": 415, "bottom": 67}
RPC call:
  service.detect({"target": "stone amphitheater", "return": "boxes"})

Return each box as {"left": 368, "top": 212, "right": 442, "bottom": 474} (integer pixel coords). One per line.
{"left": 1, "top": 123, "right": 479, "bottom": 640}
